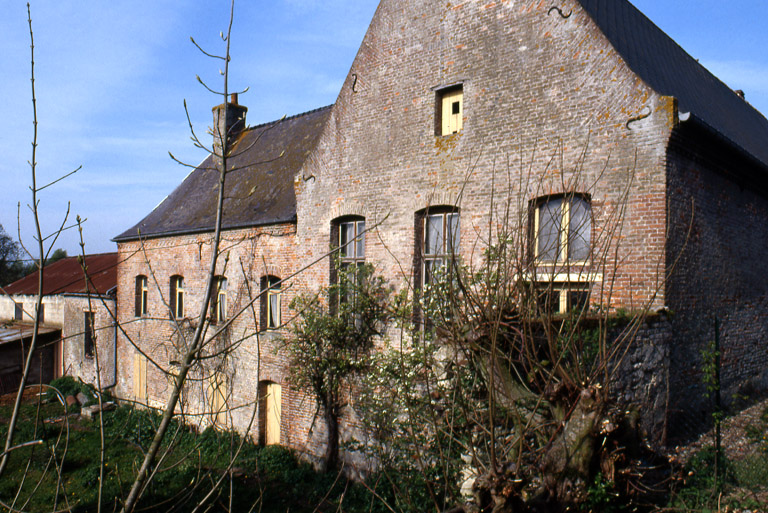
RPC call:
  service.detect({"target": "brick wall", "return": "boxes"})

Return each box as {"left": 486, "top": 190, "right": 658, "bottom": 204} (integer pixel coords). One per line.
{"left": 666, "top": 122, "right": 768, "bottom": 438}
{"left": 291, "top": 0, "right": 674, "bottom": 453}
{"left": 115, "top": 224, "right": 328, "bottom": 457}
{"left": 295, "top": 0, "right": 672, "bottom": 310}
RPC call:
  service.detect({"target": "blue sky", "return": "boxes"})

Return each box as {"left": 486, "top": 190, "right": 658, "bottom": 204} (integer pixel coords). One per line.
{"left": 1, "top": 1, "right": 766, "bottom": 257}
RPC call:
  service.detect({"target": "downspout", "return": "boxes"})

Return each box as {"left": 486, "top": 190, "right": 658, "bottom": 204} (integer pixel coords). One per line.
{"left": 105, "top": 285, "right": 118, "bottom": 390}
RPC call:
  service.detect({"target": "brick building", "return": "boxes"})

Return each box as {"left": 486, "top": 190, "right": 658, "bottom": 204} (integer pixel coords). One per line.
{"left": 113, "top": 0, "right": 768, "bottom": 461}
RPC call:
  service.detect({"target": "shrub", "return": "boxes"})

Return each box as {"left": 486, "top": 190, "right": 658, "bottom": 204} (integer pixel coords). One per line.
{"left": 45, "top": 376, "right": 98, "bottom": 406}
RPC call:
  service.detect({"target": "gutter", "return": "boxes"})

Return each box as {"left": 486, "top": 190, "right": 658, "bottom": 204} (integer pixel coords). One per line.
{"left": 677, "top": 110, "right": 768, "bottom": 175}
{"left": 111, "top": 215, "right": 298, "bottom": 244}
{"left": 106, "top": 285, "right": 118, "bottom": 390}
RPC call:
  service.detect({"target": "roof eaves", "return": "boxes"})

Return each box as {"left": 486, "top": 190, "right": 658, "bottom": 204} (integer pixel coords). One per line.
{"left": 681, "top": 112, "right": 768, "bottom": 174}
{"left": 112, "top": 215, "right": 298, "bottom": 243}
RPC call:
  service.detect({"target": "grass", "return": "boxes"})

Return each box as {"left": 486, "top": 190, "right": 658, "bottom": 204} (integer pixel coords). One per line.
{"left": 667, "top": 405, "right": 768, "bottom": 512}
{"left": 0, "top": 394, "right": 389, "bottom": 513}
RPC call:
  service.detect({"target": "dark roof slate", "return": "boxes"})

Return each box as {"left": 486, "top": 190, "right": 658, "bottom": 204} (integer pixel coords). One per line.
{"left": 578, "top": 0, "right": 768, "bottom": 170}
{"left": 5, "top": 253, "right": 117, "bottom": 296}
{"left": 114, "top": 105, "right": 332, "bottom": 241}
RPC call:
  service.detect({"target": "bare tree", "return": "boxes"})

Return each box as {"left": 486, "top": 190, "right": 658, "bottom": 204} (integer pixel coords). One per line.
{"left": 355, "top": 150, "right": 678, "bottom": 512}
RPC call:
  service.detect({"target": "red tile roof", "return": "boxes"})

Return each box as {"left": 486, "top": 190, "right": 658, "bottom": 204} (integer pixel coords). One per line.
{"left": 4, "top": 253, "right": 117, "bottom": 296}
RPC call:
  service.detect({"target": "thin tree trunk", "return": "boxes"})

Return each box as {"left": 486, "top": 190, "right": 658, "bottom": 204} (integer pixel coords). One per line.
{"left": 323, "top": 407, "right": 340, "bottom": 472}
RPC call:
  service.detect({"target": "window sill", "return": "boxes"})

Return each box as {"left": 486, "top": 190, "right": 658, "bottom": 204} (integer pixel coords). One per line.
{"left": 517, "top": 271, "right": 603, "bottom": 283}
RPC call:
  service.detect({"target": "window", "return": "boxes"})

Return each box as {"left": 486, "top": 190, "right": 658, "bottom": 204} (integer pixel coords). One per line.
{"left": 135, "top": 275, "right": 148, "bottom": 317}
{"left": 531, "top": 194, "right": 593, "bottom": 314}
{"left": 533, "top": 195, "right": 591, "bottom": 264}
{"left": 421, "top": 210, "right": 460, "bottom": 287}
{"left": 260, "top": 276, "right": 281, "bottom": 330}
{"left": 14, "top": 302, "right": 22, "bottom": 321}
{"left": 210, "top": 277, "right": 227, "bottom": 324}
{"left": 535, "top": 283, "right": 590, "bottom": 315}
{"left": 170, "top": 275, "right": 184, "bottom": 319}
{"left": 36, "top": 304, "right": 45, "bottom": 323}
{"left": 437, "top": 85, "right": 463, "bottom": 135}
{"left": 84, "top": 311, "right": 95, "bottom": 358}
{"left": 333, "top": 218, "right": 365, "bottom": 305}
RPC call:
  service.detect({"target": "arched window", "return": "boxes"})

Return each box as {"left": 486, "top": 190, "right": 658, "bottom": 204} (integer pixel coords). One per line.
{"left": 135, "top": 275, "right": 148, "bottom": 317}
{"left": 331, "top": 216, "right": 366, "bottom": 307}
{"left": 170, "top": 275, "right": 184, "bottom": 319}
{"left": 260, "top": 276, "right": 281, "bottom": 330}
{"left": 210, "top": 276, "right": 227, "bottom": 324}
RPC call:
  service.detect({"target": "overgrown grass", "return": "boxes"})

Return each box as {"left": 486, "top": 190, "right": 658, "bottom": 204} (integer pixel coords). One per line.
{"left": 0, "top": 398, "right": 392, "bottom": 512}
{"left": 667, "top": 405, "right": 768, "bottom": 512}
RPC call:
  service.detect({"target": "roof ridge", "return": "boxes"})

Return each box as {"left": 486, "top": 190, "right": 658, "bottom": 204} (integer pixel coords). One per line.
{"left": 244, "top": 104, "right": 334, "bottom": 131}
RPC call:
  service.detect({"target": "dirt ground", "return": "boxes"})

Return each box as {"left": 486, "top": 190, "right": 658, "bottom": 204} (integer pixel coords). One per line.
{"left": 0, "top": 385, "right": 47, "bottom": 406}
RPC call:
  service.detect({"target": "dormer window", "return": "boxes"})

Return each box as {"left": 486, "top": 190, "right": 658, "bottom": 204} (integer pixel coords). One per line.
{"left": 436, "top": 85, "right": 463, "bottom": 135}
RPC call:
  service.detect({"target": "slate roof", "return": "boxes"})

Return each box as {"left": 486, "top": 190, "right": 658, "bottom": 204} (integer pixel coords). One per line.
{"left": 4, "top": 253, "right": 118, "bottom": 296}
{"left": 578, "top": 0, "right": 768, "bottom": 170}
{"left": 114, "top": 105, "right": 333, "bottom": 242}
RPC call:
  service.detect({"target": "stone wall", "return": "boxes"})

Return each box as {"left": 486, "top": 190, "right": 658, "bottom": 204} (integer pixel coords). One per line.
{"left": 61, "top": 294, "right": 117, "bottom": 389}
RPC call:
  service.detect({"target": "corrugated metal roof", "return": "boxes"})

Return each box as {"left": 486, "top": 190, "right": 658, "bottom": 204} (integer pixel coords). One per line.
{"left": 114, "top": 105, "right": 333, "bottom": 241}
{"left": 578, "top": 0, "right": 768, "bottom": 170}
{"left": 0, "top": 322, "right": 59, "bottom": 346}
{"left": 4, "top": 253, "right": 118, "bottom": 296}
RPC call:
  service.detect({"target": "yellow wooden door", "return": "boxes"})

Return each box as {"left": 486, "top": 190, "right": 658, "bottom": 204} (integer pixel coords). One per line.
{"left": 265, "top": 383, "right": 281, "bottom": 445}
{"left": 133, "top": 353, "right": 147, "bottom": 401}
{"left": 209, "top": 373, "right": 227, "bottom": 426}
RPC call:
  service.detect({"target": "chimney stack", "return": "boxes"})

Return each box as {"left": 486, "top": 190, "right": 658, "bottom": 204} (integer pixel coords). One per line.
{"left": 212, "top": 93, "right": 248, "bottom": 157}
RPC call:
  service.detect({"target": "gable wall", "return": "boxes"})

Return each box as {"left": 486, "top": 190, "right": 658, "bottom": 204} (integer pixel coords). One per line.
{"left": 296, "top": 0, "right": 674, "bottom": 311}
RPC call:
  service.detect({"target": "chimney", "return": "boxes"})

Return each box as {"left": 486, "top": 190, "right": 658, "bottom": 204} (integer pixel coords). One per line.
{"left": 735, "top": 89, "right": 746, "bottom": 100}
{"left": 212, "top": 93, "right": 248, "bottom": 157}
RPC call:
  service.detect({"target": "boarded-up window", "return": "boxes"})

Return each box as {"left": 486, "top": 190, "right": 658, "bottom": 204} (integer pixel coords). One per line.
{"left": 208, "top": 373, "right": 227, "bottom": 427}
{"left": 437, "top": 85, "right": 463, "bottom": 135}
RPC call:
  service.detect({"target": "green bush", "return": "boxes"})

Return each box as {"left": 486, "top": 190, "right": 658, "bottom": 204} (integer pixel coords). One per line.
{"left": 45, "top": 376, "right": 98, "bottom": 406}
